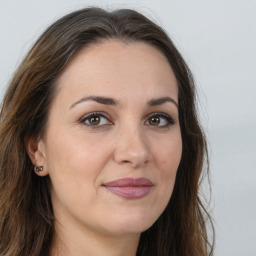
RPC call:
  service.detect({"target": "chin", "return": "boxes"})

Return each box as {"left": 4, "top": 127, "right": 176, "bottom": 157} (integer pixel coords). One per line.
{"left": 103, "top": 211, "right": 159, "bottom": 235}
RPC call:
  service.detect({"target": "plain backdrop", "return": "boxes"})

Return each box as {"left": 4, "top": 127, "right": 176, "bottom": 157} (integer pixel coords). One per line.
{"left": 0, "top": 0, "right": 255, "bottom": 255}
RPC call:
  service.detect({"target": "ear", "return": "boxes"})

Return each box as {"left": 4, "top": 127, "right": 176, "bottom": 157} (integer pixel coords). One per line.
{"left": 25, "top": 136, "right": 49, "bottom": 176}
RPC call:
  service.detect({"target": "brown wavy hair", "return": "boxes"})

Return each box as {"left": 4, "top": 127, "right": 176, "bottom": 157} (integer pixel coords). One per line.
{"left": 0, "top": 7, "right": 214, "bottom": 256}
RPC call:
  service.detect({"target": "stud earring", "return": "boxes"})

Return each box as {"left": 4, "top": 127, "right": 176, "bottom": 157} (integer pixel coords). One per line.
{"left": 34, "top": 166, "right": 43, "bottom": 173}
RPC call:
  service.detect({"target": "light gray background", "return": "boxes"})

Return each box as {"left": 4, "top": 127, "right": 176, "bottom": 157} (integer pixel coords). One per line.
{"left": 0, "top": 1, "right": 255, "bottom": 255}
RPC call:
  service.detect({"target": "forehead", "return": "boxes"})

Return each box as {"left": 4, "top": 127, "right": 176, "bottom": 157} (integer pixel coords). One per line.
{"left": 55, "top": 40, "right": 178, "bottom": 104}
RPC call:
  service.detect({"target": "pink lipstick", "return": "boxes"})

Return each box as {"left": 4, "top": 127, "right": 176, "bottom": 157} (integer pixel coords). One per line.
{"left": 103, "top": 178, "right": 153, "bottom": 199}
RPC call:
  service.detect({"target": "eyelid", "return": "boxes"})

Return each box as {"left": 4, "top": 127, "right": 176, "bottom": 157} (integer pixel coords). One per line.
{"left": 78, "top": 111, "right": 175, "bottom": 130}
{"left": 145, "top": 112, "right": 175, "bottom": 127}
{"left": 79, "top": 111, "right": 113, "bottom": 128}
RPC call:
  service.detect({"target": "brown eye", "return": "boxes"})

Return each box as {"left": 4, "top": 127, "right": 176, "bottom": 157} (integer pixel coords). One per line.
{"left": 149, "top": 116, "right": 160, "bottom": 126}
{"left": 145, "top": 113, "right": 174, "bottom": 128}
{"left": 80, "top": 112, "right": 112, "bottom": 129}
{"left": 88, "top": 116, "right": 101, "bottom": 125}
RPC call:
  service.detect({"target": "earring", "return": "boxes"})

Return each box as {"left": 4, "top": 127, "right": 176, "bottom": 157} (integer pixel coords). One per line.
{"left": 34, "top": 166, "right": 43, "bottom": 173}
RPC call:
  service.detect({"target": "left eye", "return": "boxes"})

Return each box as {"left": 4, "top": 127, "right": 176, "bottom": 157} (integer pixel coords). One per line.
{"left": 145, "top": 113, "right": 174, "bottom": 128}
{"left": 80, "top": 113, "right": 111, "bottom": 128}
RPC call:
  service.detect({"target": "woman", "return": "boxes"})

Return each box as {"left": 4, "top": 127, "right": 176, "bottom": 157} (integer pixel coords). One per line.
{"left": 0, "top": 7, "right": 214, "bottom": 256}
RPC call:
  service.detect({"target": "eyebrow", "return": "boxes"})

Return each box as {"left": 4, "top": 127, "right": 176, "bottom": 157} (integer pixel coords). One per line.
{"left": 70, "top": 95, "right": 178, "bottom": 109}
{"left": 147, "top": 97, "right": 178, "bottom": 108}
{"left": 70, "top": 96, "right": 118, "bottom": 109}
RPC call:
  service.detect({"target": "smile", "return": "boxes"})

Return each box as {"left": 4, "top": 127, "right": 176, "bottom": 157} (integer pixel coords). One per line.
{"left": 103, "top": 178, "right": 153, "bottom": 199}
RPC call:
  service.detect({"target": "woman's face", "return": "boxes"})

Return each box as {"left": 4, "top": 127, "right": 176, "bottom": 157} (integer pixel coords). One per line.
{"left": 34, "top": 40, "right": 182, "bottom": 236}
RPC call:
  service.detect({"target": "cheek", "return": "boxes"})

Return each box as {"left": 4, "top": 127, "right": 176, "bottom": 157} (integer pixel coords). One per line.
{"left": 44, "top": 129, "right": 113, "bottom": 185}
{"left": 153, "top": 133, "right": 182, "bottom": 194}
{"left": 156, "top": 134, "right": 182, "bottom": 172}
{"left": 44, "top": 131, "right": 114, "bottom": 213}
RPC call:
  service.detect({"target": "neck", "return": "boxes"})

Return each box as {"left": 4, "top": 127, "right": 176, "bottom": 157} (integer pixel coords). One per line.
{"left": 50, "top": 220, "right": 140, "bottom": 256}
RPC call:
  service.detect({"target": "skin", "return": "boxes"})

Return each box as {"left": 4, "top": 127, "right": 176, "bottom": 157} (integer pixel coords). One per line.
{"left": 27, "top": 40, "right": 182, "bottom": 256}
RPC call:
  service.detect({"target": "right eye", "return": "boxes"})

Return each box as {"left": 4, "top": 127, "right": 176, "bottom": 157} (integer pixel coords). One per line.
{"left": 80, "top": 112, "right": 112, "bottom": 129}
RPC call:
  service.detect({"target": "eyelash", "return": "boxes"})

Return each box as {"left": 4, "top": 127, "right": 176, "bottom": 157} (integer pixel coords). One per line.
{"left": 79, "top": 111, "right": 175, "bottom": 129}
{"left": 146, "top": 112, "right": 175, "bottom": 128}
{"left": 79, "top": 112, "right": 112, "bottom": 129}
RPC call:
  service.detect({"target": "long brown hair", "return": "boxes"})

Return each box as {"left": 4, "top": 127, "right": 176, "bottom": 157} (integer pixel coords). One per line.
{"left": 0, "top": 7, "right": 214, "bottom": 256}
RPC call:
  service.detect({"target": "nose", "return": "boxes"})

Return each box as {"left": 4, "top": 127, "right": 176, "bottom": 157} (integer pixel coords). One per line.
{"left": 113, "top": 128, "right": 151, "bottom": 168}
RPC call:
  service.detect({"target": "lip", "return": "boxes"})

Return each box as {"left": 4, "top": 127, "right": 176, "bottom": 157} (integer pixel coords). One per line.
{"left": 103, "top": 178, "right": 153, "bottom": 199}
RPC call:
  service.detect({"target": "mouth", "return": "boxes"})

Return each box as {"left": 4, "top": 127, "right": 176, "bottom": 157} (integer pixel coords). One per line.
{"left": 103, "top": 177, "right": 153, "bottom": 199}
